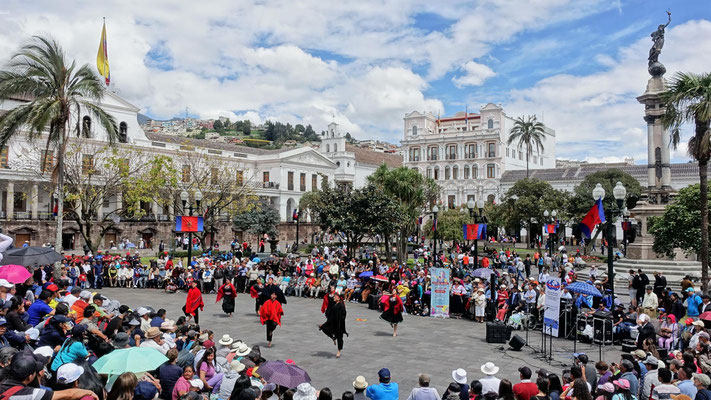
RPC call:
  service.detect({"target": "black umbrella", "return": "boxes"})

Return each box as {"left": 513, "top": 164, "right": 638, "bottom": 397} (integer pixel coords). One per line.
{"left": 1, "top": 246, "right": 63, "bottom": 266}
{"left": 260, "top": 284, "right": 287, "bottom": 305}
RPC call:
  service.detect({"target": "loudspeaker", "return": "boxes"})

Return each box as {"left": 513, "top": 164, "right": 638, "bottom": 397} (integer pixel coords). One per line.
{"left": 509, "top": 334, "right": 526, "bottom": 351}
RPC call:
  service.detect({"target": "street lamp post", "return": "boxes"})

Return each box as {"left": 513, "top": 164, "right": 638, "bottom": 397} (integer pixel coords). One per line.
{"left": 467, "top": 198, "right": 485, "bottom": 268}
{"left": 432, "top": 205, "right": 439, "bottom": 265}
{"left": 293, "top": 209, "right": 301, "bottom": 253}
{"left": 180, "top": 189, "right": 202, "bottom": 268}
{"left": 592, "top": 182, "right": 627, "bottom": 300}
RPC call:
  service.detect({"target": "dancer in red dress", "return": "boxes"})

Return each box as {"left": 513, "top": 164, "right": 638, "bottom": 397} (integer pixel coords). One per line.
{"left": 216, "top": 280, "right": 237, "bottom": 317}
{"left": 259, "top": 291, "right": 284, "bottom": 347}
{"left": 184, "top": 280, "right": 204, "bottom": 324}
{"left": 380, "top": 293, "right": 404, "bottom": 337}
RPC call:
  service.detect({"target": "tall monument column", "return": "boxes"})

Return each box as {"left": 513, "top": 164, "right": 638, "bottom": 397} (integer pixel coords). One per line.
{"left": 638, "top": 75, "right": 672, "bottom": 204}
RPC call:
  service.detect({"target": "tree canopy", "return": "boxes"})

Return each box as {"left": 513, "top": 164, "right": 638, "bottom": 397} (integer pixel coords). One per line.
{"left": 568, "top": 169, "right": 641, "bottom": 219}
{"left": 649, "top": 184, "right": 710, "bottom": 258}
{"left": 498, "top": 178, "right": 571, "bottom": 233}
{"left": 233, "top": 199, "right": 280, "bottom": 239}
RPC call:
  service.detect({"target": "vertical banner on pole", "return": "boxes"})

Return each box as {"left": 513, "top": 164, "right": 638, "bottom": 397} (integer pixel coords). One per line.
{"left": 543, "top": 277, "right": 561, "bottom": 337}
{"left": 430, "top": 267, "right": 450, "bottom": 318}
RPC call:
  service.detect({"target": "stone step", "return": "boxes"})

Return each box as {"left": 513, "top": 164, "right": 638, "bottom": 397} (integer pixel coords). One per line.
{"left": 614, "top": 259, "right": 700, "bottom": 266}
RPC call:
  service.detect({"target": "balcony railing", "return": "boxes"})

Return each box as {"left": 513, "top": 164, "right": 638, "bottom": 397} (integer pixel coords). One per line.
{"left": 410, "top": 156, "right": 420, "bottom": 162}
{"left": 157, "top": 215, "right": 171, "bottom": 222}
{"left": 464, "top": 153, "right": 477, "bottom": 159}
{"left": 487, "top": 152, "right": 496, "bottom": 158}
{"left": 14, "top": 211, "right": 31, "bottom": 220}
{"left": 428, "top": 155, "right": 438, "bottom": 161}
{"left": 445, "top": 154, "right": 457, "bottom": 160}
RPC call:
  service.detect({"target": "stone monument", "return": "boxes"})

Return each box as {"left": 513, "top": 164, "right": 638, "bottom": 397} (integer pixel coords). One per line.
{"left": 620, "top": 12, "right": 702, "bottom": 284}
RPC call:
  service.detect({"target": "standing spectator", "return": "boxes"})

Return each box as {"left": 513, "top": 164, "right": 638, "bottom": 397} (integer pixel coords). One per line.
{"left": 686, "top": 289, "right": 702, "bottom": 319}
{"left": 642, "top": 286, "right": 659, "bottom": 318}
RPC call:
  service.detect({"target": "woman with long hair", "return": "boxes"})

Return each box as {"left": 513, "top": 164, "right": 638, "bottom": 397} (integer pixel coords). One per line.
{"left": 184, "top": 280, "right": 204, "bottom": 324}
{"left": 196, "top": 347, "right": 223, "bottom": 392}
{"left": 107, "top": 372, "right": 138, "bottom": 400}
{"left": 216, "top": 279, "right": 238, "bottom": 317}
{"left": 498, "top": 379, "right": 515, "bottom": 400}
{"left": 74, "top": 358, "right": 108, "bottom": 400}
{"left": 51, "top": 324, "right": 89, "bottom": 371}
{"left": 547, "top": 374, "right": 564, "bottom": 400}
{"left": 319, "top": 292, "right": 348, "bottom": 358}
{"left": 227, "top": 374, "right": 252, "bottom": 400}
{"left": 570, "top": 379, "right": 592, "bottom": 400}
{"left": 380, "top": 292, "right": 404, "bottom": 337}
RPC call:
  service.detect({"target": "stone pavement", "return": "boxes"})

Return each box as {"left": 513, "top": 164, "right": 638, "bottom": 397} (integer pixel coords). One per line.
{"left": 100, "top": 288, "right": 623, "bottom": 395}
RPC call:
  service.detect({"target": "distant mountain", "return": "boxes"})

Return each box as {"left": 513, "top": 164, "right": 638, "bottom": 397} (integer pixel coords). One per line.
{"left": 137, "top": 113, "right": 151, "bottom": 125}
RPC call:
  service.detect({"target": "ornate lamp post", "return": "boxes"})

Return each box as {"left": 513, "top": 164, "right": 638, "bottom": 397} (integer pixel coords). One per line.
{"left": 467, "top": 198, "right": 485, "bottom": 268}
{"left": 180, "top": 189, "right": 202, "bottom": 267}
{"left": 432, "top": 204, "right": 439, "bottom": 265}
{"left": 592, "top": 182, "right": 627, "bottom": 300}
{"left": 544, "top": 209, "right": 558, "bottom": 253}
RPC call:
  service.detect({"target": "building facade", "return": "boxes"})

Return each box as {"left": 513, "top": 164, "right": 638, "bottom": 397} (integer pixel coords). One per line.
{"left": 401, "top": 103, "right": 556, "bottom": 209}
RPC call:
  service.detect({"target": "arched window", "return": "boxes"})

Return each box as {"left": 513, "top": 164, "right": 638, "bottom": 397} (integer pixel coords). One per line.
{"left": 119, "top": 122, "right": 128, "bottom": 143}
{"left": 81, "top": 116, "right": 92, "bottom": 138}
{"left": 434, "top": 166, "right": 440, "bottom": 180}
{"left": 426, "top": 168, "right": 432, "bottom": 179}
{"left": 444, "top": 166, "right": 450, "bottom": 180}
{"left": 334, "top": 144, "right": 338, "bottom": 152}
{"left": 472, "top": 164, "right": 478, "bottom": 179}
{"left": 452, "top": 165, "right": 459, "bottom": 180}
{"left": 463, "top": 165, "right": 470, "bottom": 179}
{"left": 412, "top": 125, "right": 418, "bottom": 136}
{"left": 326, "top": 144, "right": 330, "bottom": 152}
{"left": 487, "top": 119, "right": 494, "bottom": 129}
{"left": 487, "top": 194, "right": 495, "bottom": 204}
{"left": 487, "top": 163, "right": 496, "bottom": 178}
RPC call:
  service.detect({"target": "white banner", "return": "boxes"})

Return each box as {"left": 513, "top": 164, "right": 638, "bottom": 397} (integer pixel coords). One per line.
{"left": 543, "top": 277, "right": 562, "bottom": 337}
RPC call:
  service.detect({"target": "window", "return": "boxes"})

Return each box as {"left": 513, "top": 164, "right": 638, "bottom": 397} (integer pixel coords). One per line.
{"left": 488, "top": 143, "right": 496, "bottom": 157}
{"left": 236, "top": 170, "right": 244, "bottom": 185}
{"left": 512, "top": 149, "right": 516, "bottom": 159}
{"left": 519, "top": 151, "right": 523, "bottom": 160}
{"left": 119, "top": 122, "right": 128, "bottom": 143}
{"left": 182, "top": 165, "right": 191, "bottom": 182}
{"left": 41, "top": 150, "right": 54, "bottom": 174}
{"left": 446, "top": 145, "right": 457, "bottom": 160}
{"left": 447, "top": 195, "right": 456, "bottom": 210}
{"left": 412, "top": 125, "right": 418, "bottom": 136}
{"left": 466, "top": 144, "right": 477, "bottom": 159}
{"left": 323, "top": 175, "right": 328, "bottom": 186}
{"left": 532, "top": 156, "right": 537, "bottom": 164}
{"left": 473, "top": 164, "right": 478, "bottom": 179}
{"left": 506, "top": 148, "right": 509, "bottom": 157}
{"left": 452, "top": 165, "right": 458, "bottom": 180}
{"left": 288, "top": 171, "right": 294, "bottom": 191}
{"left": 103, "top": 197, "right": 110, "bottom": 208}
{"left": 463, "top": 165, "right": 469, "bottom": 179}
{"left": 487, "top": 119, "right": 494, "bottom": 129}
{"left": 263, "top": 171, "right": 270, "bottom": 183}
{"left": 433, "top": 166, "right": 439, "bottom": 180}
{"left": 409, "top": 148, "right": 420, "bottom": 162}
{"left": 444, "top": 166, "right": 450, "bottom": 180}
{"left": 300, "top": 173, "right": 306, "bottom": 192}
{"left": 334, "top": 144, "right": 338, "bottom": 152}
{"left": 13, "top": 192, "right": 26, "bottom": 212}
{"left": 467, "top": 195, "right": 475, "bottom": 203}
{"left": 426, "top": 168, "right": 432, "bottom": 179}
{"left": 540, "top": 157, "right": 544, "bottom": 165}
{"left": 312, "top": 174, "right": 318, "bottom": 191}
{"left": 487, "top": 164, "right": 496, "bottom": 178}
{"left": 81, "top": 116, "right": 92, "bottom": 138}
{"left": 428, "top": 146, "right": 438, "bottom": 161}
{"left": 487, "top": 194, "right": 495, "bottom": 204}
{"left": 211, "top": 168, "right": 218, "bottom": 185}
{"left": 0, "top": 148, "right": 7, "bottom": 168}
{"left": 326, "top": 144, "right": 330, "bottom": 152}
{"left": 82, "top": 154, "right": 94, "bottom": 175}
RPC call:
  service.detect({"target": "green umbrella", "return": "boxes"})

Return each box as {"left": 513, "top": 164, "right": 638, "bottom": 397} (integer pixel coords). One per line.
{"left": 93, "top": 347, "right": 168, "bottom": 375}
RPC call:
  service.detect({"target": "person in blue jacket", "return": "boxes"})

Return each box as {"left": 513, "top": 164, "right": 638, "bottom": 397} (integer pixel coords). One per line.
{"left": 366, "top": 368, "right": 399, "bottom": 400}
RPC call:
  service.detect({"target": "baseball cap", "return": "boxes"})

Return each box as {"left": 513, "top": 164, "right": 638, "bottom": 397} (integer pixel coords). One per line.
{"left": 0, "top": 317, "right": 6, "bottom": 326}
{"left": 94, "top": 294, "right": 107, "bottom": 301}
{"left": 70, "top": 287, "right": 82, "bottom": 295}
{"left": 700, "top": 332, "right": 710, "bottom": 340}
{"left": 9, "top": 352, "right": 44, "bottom": 380}
{"left": 0, "top": 279, "right": 14, "bottom": 288}
{"left": 694, "top": 373, "right": 711, "bottom": 387}
{"left": 79, "top": 290, "right": 92, "bottom": 300}
{"left": 137, "top": 307, "right": 150, "bottom": 316}
{"left": 57, "top": 363, "right": 84, "bottom": 384}
{"left": 378, "top": 368, "right": 391, "bottom": 380}
{"left": 46, "top": 284, "right": 59, "bottom": 292}
{"left": 644, "top": 356, "right": 659, "bottom": 365}
{"left": 134, "top": 380, "right": 158, "bottom": 400}
{"left": 53, "top": 315, "right": 71, "bottom": 323}
{"left": 189, "top": 379, "right": 204, "bottom": 389}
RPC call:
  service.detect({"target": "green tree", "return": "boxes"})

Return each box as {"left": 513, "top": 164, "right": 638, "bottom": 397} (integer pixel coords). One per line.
{"left": 213, "top": 119, "right": 224, "bottom": 132}
{"left": 233, "top": 199, "right": 280, "bottom": 239}
{"left": 568, "top": 169, "right": 642, "bottom": 253}
{"left": 368, "top": 165, "right": 440, "bottom": 261}
{"left": 0, "top": 36, "right": 118, "bottom": 259}
{"left": 241, "top": 120, "right": 251, "bottom": 136}
{"left": 295, "top": 124, "right": 305, "bottom": 133}
{"left": 661, "top": 72, "right": 711, "bottom": 290}
{"left": 423, "top": 208, "right": 470, "bottom": 241}
{"left": 649, "top": 184, "right": 710, "bottom": 259}
{"left": 507, "top": 115, "right": 546, "bottom": 178}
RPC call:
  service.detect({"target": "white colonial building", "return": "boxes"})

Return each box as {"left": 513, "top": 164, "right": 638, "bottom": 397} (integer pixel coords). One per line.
{"left": 401, "top": 103, "right": 556, "bottom": 208}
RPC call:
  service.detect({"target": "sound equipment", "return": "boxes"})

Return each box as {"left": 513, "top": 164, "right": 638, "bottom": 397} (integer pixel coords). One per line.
{"left": 621, "top": 339, "right": 637, "bottom": 352}
{"left": 509, "top": 334, "right": 526, "bottom": 351}
{"left": 368, "top": 294, "right": 379, "bottom": 310}
{"left": 593, "top": 315, "right": 613, "bottom": 345}
{"left": 658, "top": 348, "right": 669, "bottom": 360}
{"left": 486, "top": 321, "right": 512, "bottom": 343}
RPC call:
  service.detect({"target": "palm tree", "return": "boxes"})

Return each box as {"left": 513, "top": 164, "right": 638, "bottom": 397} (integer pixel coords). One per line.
{"left": 0, "top": 36, "right": 118, "bottom": 263}
{"left": 661, "top": 71, "right": 711, "bottom": 291}
{"left": 507, "top": 115, "right": 546, "bottom": 178}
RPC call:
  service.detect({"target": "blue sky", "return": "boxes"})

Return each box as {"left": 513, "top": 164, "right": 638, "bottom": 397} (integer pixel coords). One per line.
{"left": 1, "top": 0, "right": 710, "bottom": 163}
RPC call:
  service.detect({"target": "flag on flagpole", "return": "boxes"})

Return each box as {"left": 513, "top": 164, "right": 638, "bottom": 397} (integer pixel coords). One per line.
{"left": 176, "top": 216, "right": 203, "bottom": 232}
{"left": 579, "top": 198, "right": 606, "bottom": 238}
{"left": 621, "top": 221, "right": 632, "bottom": 231}
{"left": 463, "top": 224, "right": 487, "bottom": 240}
{"left": 544, "top": 223, "right": 557, "bottom": 234}
{"left": 96, "top": 19, "right": 110, "bottom": 86}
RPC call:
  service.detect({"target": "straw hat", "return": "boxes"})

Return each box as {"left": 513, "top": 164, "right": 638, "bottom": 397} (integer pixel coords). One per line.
{"left": 232, "top": 342, "right": 251, "bottom": 356}
{"left": 353, "top": 376, "right": 368, "bottom": 390}
{"left": 145, "top": 327, "right": 162, "bottom": 339}
{"left": 218, "top": 334, "right": 234, "bottom": 346}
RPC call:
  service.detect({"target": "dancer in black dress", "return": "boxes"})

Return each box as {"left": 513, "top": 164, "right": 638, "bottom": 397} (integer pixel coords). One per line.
{"left": 216, "top": 280, "right": 237, "bottom": 317}
{"left": 380, "top": 293, "right": 404, "bottom": 337}
{"left": 319, "top": 292, "right": 348, "bottom": 358}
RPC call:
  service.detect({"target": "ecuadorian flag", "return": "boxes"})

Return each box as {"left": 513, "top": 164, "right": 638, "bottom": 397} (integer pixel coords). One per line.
{"left": 97, "top": 19, "right": 110, "bottom": 86}
{"left": 580, "top": 198, "right": 606, "bottom": 238}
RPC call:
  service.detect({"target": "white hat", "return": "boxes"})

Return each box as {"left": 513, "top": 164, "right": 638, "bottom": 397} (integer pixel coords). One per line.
{"left": 353, "top": 376, "right": 368, "bottom": 390}
{"left": 481, "top": 362, "right": 499, "bottom": 375}
{"left": 232, "top": 342, "right": 251, "bottom": 356}
{"left": 219, "top": 334, "right": 234, "bottom": 346}
{"left": 33, "top": 346, "right": 54, "bottom": 358}
{"left": 57, "top": 363, "right": 84, "bottom": 384}
{"left": 79, "top": 290, "right": 92, "bottom": 300}
{"left": 452, "top": 368, "right": 467, "bottom": 384}
{"left": 137, "top": 307, "right": 150, "bottom": 316}
{"left": 0, "top": 279, "right": 13, "bottom": 288}
{"left": 189, "top": 379, "right": 204, "bottom": 389}
{"left": 25, "top": 328, "right": 40, "bottom": 341}
{"left": 293, "top": 383, "right": 317, "bottom": 400}
{"left": 230, "top": 360, "right": 246, "bottom": 372}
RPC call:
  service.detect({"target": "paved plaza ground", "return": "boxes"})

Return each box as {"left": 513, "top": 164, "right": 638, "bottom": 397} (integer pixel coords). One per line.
{"left": 100, "top": 287, "right": 623, "bottom": 394}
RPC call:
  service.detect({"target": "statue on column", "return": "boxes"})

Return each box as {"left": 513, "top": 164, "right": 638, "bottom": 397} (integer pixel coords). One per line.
{"left": 648, "top": 11, "right": 671, "bottom": 77}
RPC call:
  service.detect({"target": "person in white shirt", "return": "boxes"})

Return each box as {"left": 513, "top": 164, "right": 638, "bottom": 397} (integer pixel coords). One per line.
{"left": 407, "top": 373, "right": 440, "bottom": 400}
{"left": 480, "top": 362, "right": 501, "bottom": 395}
{"left": 63, "top": 287, "right": 81, "bottom": 307}
{"left": 140, "top": 327, "right": 169, "bottom": 354}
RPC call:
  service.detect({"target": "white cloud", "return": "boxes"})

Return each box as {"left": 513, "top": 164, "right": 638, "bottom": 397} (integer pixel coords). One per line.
{"left": 452, "top": 61, "right": 496, "bottom": 87}
{"left": 505, "top": 20, "right": 711, "bottom": 163}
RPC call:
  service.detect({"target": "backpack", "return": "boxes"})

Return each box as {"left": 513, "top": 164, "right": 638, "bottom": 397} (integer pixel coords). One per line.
{"left": 176, "top": 340, "right": 196, "bottom": 368}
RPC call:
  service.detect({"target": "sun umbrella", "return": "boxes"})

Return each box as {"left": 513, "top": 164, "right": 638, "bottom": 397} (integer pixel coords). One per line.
{"left": 257, "top": 360, "right": 311, "bottom": 388}
{"left": 471, "top": 268, "right": 495, "bottom": 279}
{"left": 0, "top": 247, "right": 62, "bottom": 266}
{"left": 359, "top": 271, "right": 374, "bottom": 278}
{"left": 565, "top": 281, "right": 603, "bottom": 297}
{"left": 252, "top": 257, "right": 261, "bottom": 264}
{"left": 0, "top": 264, "right": 32, "bottom": 283}
{"left": 92, "top": 347, "right": 168, "bottom": 375}
{"left": 373, "top": 275, "right": 388, "bottom": 282}
{"left": 700, "top": 312, "right": 711, "bottom": 321}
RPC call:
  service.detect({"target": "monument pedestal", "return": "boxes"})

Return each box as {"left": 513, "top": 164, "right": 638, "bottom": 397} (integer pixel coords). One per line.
{"left": 626, "top": 201, "right": 665, "bottom": 260}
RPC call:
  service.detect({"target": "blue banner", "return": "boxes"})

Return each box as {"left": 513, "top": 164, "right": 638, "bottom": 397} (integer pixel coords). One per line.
{"left": 430, "top": 267, "right": 450, "bottom": 318}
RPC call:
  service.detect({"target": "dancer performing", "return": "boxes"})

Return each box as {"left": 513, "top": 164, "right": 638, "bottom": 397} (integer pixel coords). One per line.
{"left": 216, "top": 279, "right": 238, "bottom": 317}
{"left": 259, "top": 291, "right": 284, "bottom": 347}
{"left": 380, "top": 292, "right": 404, "bottom": 337}
{"left": 250, "top": 278, "right": 265, "bottom": 313}
{"left": 184, "top": 280, "right": 204, "bottom": 324}
{"left": 319, "top": 292, "right": 348, "bottom": 358}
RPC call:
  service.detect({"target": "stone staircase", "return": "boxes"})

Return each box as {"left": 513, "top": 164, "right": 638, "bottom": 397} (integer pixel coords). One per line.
{"left": 572, "top": 258, "right": 701, "bottom": 294}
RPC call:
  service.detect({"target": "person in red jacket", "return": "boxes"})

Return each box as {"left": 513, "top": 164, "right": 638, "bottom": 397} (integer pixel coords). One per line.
{"left": 216, "top": 280, "right": 237, "bottom": 317}
{"left": 380, "top": 293, "right": 404, "bottom": 337}
{"left": 184, "top": 280, "right": 204, "bottom": 324}
{"left": 259, "top": 291, "right": 284, "bottom": 347}
{"left": 512, "top": 366, "right": 538, "bottom": 400}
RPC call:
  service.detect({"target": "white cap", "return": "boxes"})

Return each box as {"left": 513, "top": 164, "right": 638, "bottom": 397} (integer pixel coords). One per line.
{"left": 0, "top": 279, "right": 13, "bottom": 288}
{"left": 26, "top": 328, "right": 40, "bottom": 341}
{"left": 189, "top": 379, "right": 204, "bottom": 389}
{"left": 137, "top": 307, "right": 150, "bottom": 316}
{"left": 33, "top": 346, "right": 54, "bottom": 358}
{"left": 57, "top": 363, "right": 84, "bottom": 384}
{"left": 79, "top": 290, "right": 92, "bottom": 300}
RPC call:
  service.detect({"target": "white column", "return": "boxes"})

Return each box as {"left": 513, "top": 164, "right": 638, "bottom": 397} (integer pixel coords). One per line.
{"left": 168, "top": 202, "right": 174, "bottom": 219}
{"left": 6, "top": 181, "right": 13, "bottom": 220}
{"left": 152, "top": 201, "right": 158, "bottom": 217}
{"left": 97, "top": 195, "right": 104, "bottom": 221}
{"left": 31, "top": 183, "right": 38, "bottom": 220}
{"left": 660, "top": 123, "right": 672, "bottom": 188}
{"left": 116, "top": 191, "right": 122, "bottom": 210}
{"left": 646, "top": 119, "right": 655, "bottom": 189}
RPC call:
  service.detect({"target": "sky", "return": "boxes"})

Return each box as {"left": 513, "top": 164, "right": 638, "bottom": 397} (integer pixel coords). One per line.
{"left": 0, "top": 0, "right": 710, "bottom": 163}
